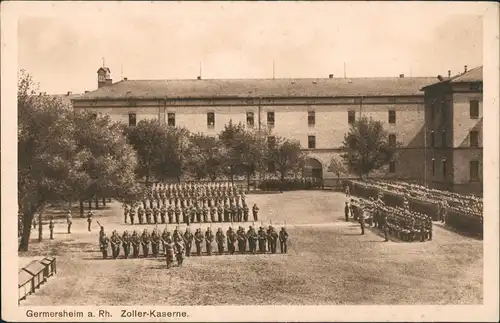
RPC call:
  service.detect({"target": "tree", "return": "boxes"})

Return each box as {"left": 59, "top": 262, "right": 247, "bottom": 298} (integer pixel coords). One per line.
{"left": 186, "top": 133, "right": 224, "bottom": 181}
{"left": 266, "top": 136, "right": 305, "bottom": 181}
{"left": 340, "top": 116, "right": 398, "bottom": 179}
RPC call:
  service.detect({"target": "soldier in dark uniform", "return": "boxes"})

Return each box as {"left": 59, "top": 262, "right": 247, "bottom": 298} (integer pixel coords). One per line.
{"left": 174, "top": 205, "right": 181, "bottom": 224}
{"left": 196, "top": 207, "right": 202, "bottom": 223}
{"left": 173, "top": 228, "right": 183, "bottom": 244}
{"left": 258, "top": 227, "right": 267, "bottom": 253}
{"left": 247, "top": 226, "right": 258, "bottom": 254}
{"left": 269, "top": 226, "right": 279, "bottom": 253}
{"left": 279, "top": 227, "right": 289, "bottom": 254}
{"left": 87, "top": 211, "right": 93, "bottom": 232}
{"left": 237, "top": 226, "right": 247, "bottom": 254}
{"left": 131, "top": 230, "right": 141, "bottom": 258}
{"left": 224, "top": 205, "right": 230, "bottom": 222}
{"left": 217, "top": 205, "right": 224, "bottom": 223}
{"left": 160, "top": 205, "right": 166, "bottom": 224}
{"left": 205, "top": 227, "right": 214, "bottom": 256}
{"left": 189, "top": 207, "right": 196, "bottom": 224}
{"left": 66, "top": 211, "right": 73, "bottom": 234}
{"left": 243, "top": 204, "right": 249, "bottom": 222}
{"left": 161, "top": 229, "right": 170, "bottom": 254}
{"left": 129, "top": 206, "right": 136, "bottom": 224}
{"left": 226, "top": 227, "right": 237, "bottom": 255}
{"left": 145, "top": 207, "right": 152, "bottom": 224}
{"left": 175, "top": 240, "right": 185, "bottom": 267}
{"left": 426, "top": 216, "right": 433, "bottom": 241}
{"left": 252, "top": 204, "right": 259, "bottom": 221}
{"left": 49, "top": 217, "right": 55, "bottom": 240}
{"left": 210, "top": 205, "right": 217, "bottom": 223}
{"left": 151, "top": 229, "right": 161, "bottom": 257}
{"left": 138, "top": 206, "right": 145, "bottom": 225}
{"left": 122, "top": 230, "right": 131, "bottom": 259}
{"left": 202, "top": 206, "right": 209, "bottom": 223}
{"left": 152, "top": 206, "right": 159, "bottom": 224}
{"left": 381, "top": 210, "right": 389, "bottom": 242}
{"left": 183, "top": 227, "right": 194, "bottom": 257}
{"left": 164, "top": 235, "right": 175, "bottom": 269}
{"left": 216, "top": 228, "right": 225, "bottom": 255}
{"left": 123, "top": 204, "right": 129, "bottom": 224}
{"left": 344, "top": 201, "right": 350, "bottom": 222}
{"left": 167, "top": 205, "right": 174, "bottom": 224}
{"left": 359, "top": 207, "right": 366, "bottom": 235}
{"left": 141, "top": 229, "right": 151, "bottom": 258}
{"left": 237, "top": 206, "right": 243, "bottom": 222}
{"left": 99, "top": 226, "right": 105, "bottom": 240}
{"left": 110, "top": 230, "right": 122, "bottom": 259}
{"left": 194, "top": 228, "right": 204, "bottom": 256}
{"left": 100, "top": 233, "right": 110, "bottom": 259}
{"left": 231, "top": 205, "right": 237, "bottom": 223}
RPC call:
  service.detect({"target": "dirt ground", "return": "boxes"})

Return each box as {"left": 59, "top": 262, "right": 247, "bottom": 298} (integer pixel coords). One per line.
{"left": 19, "top": 191, "right": 483, "bottom": 305}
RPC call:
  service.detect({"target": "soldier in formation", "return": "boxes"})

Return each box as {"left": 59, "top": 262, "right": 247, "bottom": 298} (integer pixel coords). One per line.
{"left": 279, "top": 227, "right": 289, "bottom": 254}
{"left": 66, "top": 210, "right": 72, "bottom": 234}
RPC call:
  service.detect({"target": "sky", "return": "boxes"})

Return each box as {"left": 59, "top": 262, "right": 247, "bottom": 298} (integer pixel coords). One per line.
{"left": 16, "top": 2, "right": 483, "bottom": 94}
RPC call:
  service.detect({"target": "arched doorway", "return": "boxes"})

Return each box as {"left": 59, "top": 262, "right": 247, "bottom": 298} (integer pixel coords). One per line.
{"left": 302, "top": 158, "right": 323, "bottom": 181}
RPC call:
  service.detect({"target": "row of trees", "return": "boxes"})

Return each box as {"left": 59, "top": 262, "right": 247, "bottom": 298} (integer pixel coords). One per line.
{"left": 18, "top": 71, "right": 399, "bottom": 251}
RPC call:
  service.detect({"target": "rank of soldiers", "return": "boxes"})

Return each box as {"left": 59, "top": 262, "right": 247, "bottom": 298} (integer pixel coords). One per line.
{"left": 350, "top": 197, "right": 433, "bottom": 242}
{"left": 122, "top": 182, "right": 260, "bottom": 225}
{"left": 98, "top": 225, "right": 290, "bottom": 265}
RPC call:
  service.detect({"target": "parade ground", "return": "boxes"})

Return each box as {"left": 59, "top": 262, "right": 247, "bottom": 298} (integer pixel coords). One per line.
{"left": 18, "top": 191, "right": 483, "bottom": 305}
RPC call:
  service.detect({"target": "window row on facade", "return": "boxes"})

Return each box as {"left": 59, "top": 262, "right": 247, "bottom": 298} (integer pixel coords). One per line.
{"left": 429, "top": 130, "right": 480, "bottom": 148}
{"left": 127, "top": 110, "right": 400, "bottom": 127}
{"left": 429, "top": 99, "right": 480, "bottom": 121}
{"left": 430, "top": 158, "right": 480, "bottom": 182}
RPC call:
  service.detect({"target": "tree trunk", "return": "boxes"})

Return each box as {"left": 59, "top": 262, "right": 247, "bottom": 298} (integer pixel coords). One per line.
{"left": 246, "top": 171, "right": 251, "bottom": 191}
{"left": 88, "top": 200, "right": 92, "bottom": 210}
{"left": 102, "top": 198, "right": 106, "bottom": 207}
{"left": 95, "top": 196, "right": 99, "bottom": 209}
{"left": 19, "top": 202, "right": 42, "bottom": 252}
{"left": 145, "top": 174, "right": 150, "bottom": 187}
{"left": 80, "top": 200, "right": 84, "bottom": 217}
{"left": 38, "top": 206, "right": 43, "bottom": 242}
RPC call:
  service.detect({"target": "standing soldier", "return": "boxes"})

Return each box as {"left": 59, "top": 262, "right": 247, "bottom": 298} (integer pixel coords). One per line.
{"left": 49, "top": 216, "right": 55, "bottom": 240}
{"left": 66, "top": 210, "right": 73, "bottom": 234}
{"left": 141, "top": 229, "right": 151, "bottom": 258}
{"left": 217, "top": 204, "right": 224, "bottom": 223}
{"left": 237, "top": 226, "right": 247, "bottom": 254}
{"left": 87, "top": 211, "right": 93, "bottom": 232}
{"left": 153, "top": 206, "right": 159, "bottom": 224}
{"left": 269, "top": 226, "right": 279, "bottom": 253}
{"left": 32, "top": 212, "right": 38, "bottom": 229}
{"left": 216, "top": 228, "right": 225, "bottom": 255}
{"left": 202, "top": 205, "right": 209, "bottom": 223}
{"left": 426, "top": 215, "right": 433, "bottom": 241}
{"left": 243, "top": 204, "right": 249, "bottom": 222}
{"left": 344, "top": 201, "right": 350, "bottom": 222}
{"left": 226, "top": 227, "right": 237, "bottom": 255}
{"left": 131, "top": 231, "right": 141, "bottom": 258}
{"left": 196, "top": 206, "right": 202, "bottom": 223}
{"left": 194, "top": 228, "right": 204, "bottom": 256}
{"left": 160, "top": 205, "right": 166, "bottom": 224}
{"left": 381, "top": 209, "right": 389, "bottom": 242}
{"left": 167, "top": 205, "right": 174, "bottom": 224}
{"left": 231, "top": 205, "right": 237, "bottom": 223}
{"left": 151, "top": 229, "right": 161, "bottom": 257}
{"left": 138, "top": 206, "right": 145, "bottom": 225}
{"left": 100, "top": 233, "right": 110, "bottom": 259}
{"left": 183, "top": 227, "right": 194, "bottom": 257}
{"left": 189, "top": 207, "right": 196, "bottom": 225}
{"left": 129, "top": 206, "right": 136, "bottom": 225}
{"left": 110, "top": 230, "right": 122, "bottom": 259}
{"left": 174, "top": 205, "right": 181, "bottom": 225}
{"left": 175, "top": 240, "right": 185, "bottom": 267}
{"left": 359, "top": 207, "right": 367, "bottom": 235}
{"left": 122, "top": 230, "right": 131, "bottom": 259}
{"left": 210, "top": 205, "right": 217, "bottom": 223}
{"left": 279, "top": 227, "right": 289, "bottom": 254}
{"left": 123, "top": 204, "right": 129, "bottom": 224}
{"left": 205, "top": 227, "right": 214, "bottom": 256}
{"left": 224, "top": 205, "right": 230, "bottom": 222}
{"left": 145, "top": 207, "right": 152, "bottom": 224}
{"left": 345, "top": 183, "right": 350, "bottom": 197}
{"left": 173, "top": 228, "right": 183, "bottom": 244}
{"left": 164, "top": 235, "right": 175, "bottom": 269}
{"left": 237, "top": 205, "right": 244, "bottom": 222}
{"left": 247, "top": 226, "right": 258, "bottom": 254}
{"left": 161, "top": 229, "right": 170, "bottom": 254}
{"left": 252, "top": 204, "right": 259, "bottom": 221}
{"left": 257, "top": 227, "right": 267, "bottom": 253}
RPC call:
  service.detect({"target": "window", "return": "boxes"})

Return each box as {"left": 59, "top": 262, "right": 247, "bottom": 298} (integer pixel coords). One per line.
{"left": 128, "top": 113, "right": 136, "bottom": 127}
{"left": 470, "top": 100, "right": 479, "bottom": 119}
{"left": 388, "top": 110, "right": 396, "bottom": 124}
{"left": 442, "top": 159, "right": 447, "bottom": 178}
{"left": 267, "top": 111, "right": 275, "bottom": 127}
{"left": 246, "top": 112, "right": 254, "bottom": 127}
{"left": 308, "top": 135, "right": 316, "bottom": 149}
{"left": 167, "top": 113, "right": 175, "bottom": 127}
{"left": 348, "top": 111, "right": 356, "bottom": 124}
{"left": 389, "top": 161, "right": 396, "bottom": 173}
{"left": 388, "top": 134, "right": 396, "bottom": 147}
{"left": 470, "top": 161, "right": 479, "bottom": 181}
{"left": 267, "top": 161, "right": 276, "bottom": 173}
{"left": 207, "top": 112, "right": 215, "bottom": 128}
{"left": 430, "top": 131, "right": 435, "bottom": 148}
{"left": 308, "top": 111, "right": 315, "bottom": 126}
{"left": 470, "top": 83, "right": 482, "bottom": 92}
{"left": 98, "top": 74, "right": 105, "bottom": 83}
{"left": 470, "top": 130, "right": 479, "bottom": 147}
{"left": 431, "top": 158, "right": 435, "bottom": 176}
{"left": 429, "top": 99, "right": 436, "bottom": 122}
{"left": 441, "top": 130, "right": 446, "bottom": 148}
{"left": 267, "top": 136, "right": 276, "bottom": 149}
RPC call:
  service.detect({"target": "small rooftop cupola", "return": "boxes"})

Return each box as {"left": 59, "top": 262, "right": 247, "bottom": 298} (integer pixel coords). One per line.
{"left": 97, "top": 66, "right": 112, "bottom": 89}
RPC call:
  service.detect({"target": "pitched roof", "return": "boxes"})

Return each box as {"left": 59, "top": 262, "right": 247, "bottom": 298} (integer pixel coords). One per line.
{"left": 47, "top": 93, "right": 82, "bottom": 106}
{"left": 421, "top": 66, "right": 483, "bottom": 90}
{"left": 73, "top": 77, "right": 437, "bottom": 101}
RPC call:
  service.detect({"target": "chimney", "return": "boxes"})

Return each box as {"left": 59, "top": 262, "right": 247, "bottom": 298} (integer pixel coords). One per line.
{"left": 399, "top": 74, "right": 404, "bottom": 78}
{"left": 329, "top": 74, "right": 334, "bottom": 79}
{"left": 437, "top": 75, "right": 444, "bottom": 81}
{"left": 197, "top": 76, "right": 201, "bottom": 80}
{"left": 123, "top": 77, "right": 128, "bottom": 81}
{"left": 66, "top": 91, "right": 72, "bottom": 96}
{"left": 464, "top": 65, "right": 468, "bottom": 73}
{"left": 448, "top": 70, "right": 451, "bottom": 78}
{"left": 85, "top": 90, "right": 90, "bottom": 93}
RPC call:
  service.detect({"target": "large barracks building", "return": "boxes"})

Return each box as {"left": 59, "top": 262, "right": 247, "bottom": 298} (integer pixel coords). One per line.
{"left": 71, "top": 65, "right": 483, "bottom": 193}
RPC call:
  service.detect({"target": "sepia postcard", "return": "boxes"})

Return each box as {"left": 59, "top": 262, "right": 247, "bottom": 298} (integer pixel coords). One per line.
{"left": 1, "top": 1, "right": 499, "bottom": 322}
